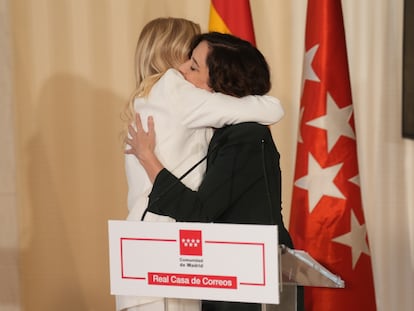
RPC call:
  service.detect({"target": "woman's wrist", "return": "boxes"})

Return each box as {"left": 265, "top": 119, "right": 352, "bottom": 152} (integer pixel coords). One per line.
{"left": 140, "top": 151, "right": 164, "bottom": 183}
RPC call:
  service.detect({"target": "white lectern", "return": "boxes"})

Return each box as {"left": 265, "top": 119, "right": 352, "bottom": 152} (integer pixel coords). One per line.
{"left": 108, "top": 221, "right": 344, "bottom": 310}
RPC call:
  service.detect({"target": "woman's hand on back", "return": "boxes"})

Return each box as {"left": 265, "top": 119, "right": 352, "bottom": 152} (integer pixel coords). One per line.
{"left": 125, "top": 113, "right": 164, "bottom": 183}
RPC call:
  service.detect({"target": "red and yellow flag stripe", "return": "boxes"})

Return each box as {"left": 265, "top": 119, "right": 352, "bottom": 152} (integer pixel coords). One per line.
{"left": 209, "top": 0, "right": 256, "bottom": 46}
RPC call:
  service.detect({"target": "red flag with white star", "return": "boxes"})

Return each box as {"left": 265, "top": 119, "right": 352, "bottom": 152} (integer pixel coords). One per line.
{"left": 209, "top": 0, "right": 256, "bottom": 46}
{"left": 289, "top": 0, "right": 377, "bottom": 310}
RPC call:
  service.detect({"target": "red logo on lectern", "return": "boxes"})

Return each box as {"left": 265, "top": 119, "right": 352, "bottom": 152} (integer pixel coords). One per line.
{"left": 179, "top": 230, "right": 202, "bottom": 256}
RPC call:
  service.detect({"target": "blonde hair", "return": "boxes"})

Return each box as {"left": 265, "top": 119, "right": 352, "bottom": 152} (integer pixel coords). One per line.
{"left": 122, "top": 17, "right": 201, "bottom": 140}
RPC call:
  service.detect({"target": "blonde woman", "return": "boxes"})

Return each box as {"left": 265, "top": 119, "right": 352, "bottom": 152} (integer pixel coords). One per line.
{"left": 119, "top": 18, "right": 284, "bottom": 311}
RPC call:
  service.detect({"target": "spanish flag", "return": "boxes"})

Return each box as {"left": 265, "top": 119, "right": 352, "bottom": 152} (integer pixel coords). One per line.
{"left": 209, "top": 0, "right": 256, "bottom": 46}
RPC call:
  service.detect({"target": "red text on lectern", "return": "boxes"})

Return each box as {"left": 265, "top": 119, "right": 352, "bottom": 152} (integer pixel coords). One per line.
{"left": 148, "top": 272, "right": 237, "bottom": 289}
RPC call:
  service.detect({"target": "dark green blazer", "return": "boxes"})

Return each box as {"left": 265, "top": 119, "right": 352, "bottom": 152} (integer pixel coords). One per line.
{"left": 148, "top": 122, "right": 293, "bottom": 247}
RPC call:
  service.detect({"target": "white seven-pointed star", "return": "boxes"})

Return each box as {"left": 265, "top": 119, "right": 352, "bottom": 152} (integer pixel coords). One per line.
{"left": 303, "top": 44, "right": 320, "bottom": 86}
{"left": 306, "top": 92, "right": 355, "bottom": 152}
{"left": 349, "top": 175, "right": 360, "bottom": 186}
{"left": 295, "top": 153, "right": 345, "bottom": 212}
{"left": 332, "top": 209, "right": 370, "bottom": 269}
